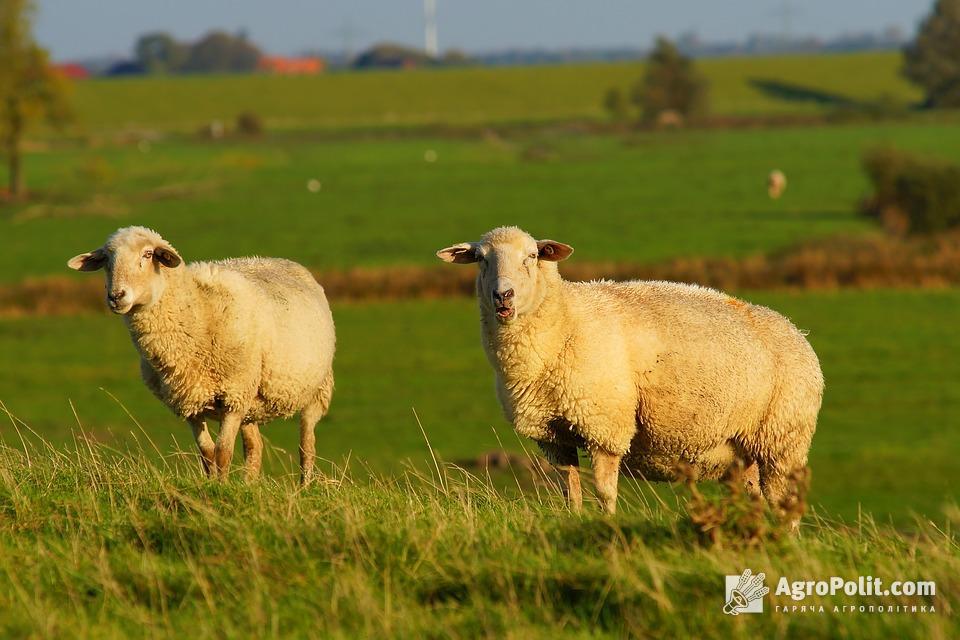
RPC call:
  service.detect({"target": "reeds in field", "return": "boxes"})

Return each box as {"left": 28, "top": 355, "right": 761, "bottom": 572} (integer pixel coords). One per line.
{"left": 6, "top": 232, "right": 959, "bottom": 317}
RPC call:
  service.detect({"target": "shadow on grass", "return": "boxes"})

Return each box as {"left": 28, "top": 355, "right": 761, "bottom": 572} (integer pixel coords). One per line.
{"left": 748, "top": 78, "right": 862, "bottom": 108}
{"left": 749, "top": 78, "right": 915, "bottom": 121}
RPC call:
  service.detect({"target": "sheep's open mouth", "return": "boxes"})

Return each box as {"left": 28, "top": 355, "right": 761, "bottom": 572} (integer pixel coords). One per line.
{"left": 108, "top": 300, "right": 133, "bottom": 314}
{"left": 496, "top": 306, "right": 515, "bottom": 319}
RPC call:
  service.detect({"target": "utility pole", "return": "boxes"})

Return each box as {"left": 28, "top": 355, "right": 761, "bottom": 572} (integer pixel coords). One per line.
{"left": 332, "top": 20, "right": 363, "bottom": 62}
{"left": 424, "top": 0, "right": 438, "bottom": 57}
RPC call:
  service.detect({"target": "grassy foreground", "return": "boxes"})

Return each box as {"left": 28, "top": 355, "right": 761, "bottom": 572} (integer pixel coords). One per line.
{"left": 0, "top": 441, "right": 954, "bottom": 639}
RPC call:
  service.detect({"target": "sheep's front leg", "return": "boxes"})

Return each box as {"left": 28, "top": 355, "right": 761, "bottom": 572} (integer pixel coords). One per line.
{"left": 561, "top": 457, "right": 583, "bottom": 513}
{"left": 240, "top": 423, "right": 263, "bottom": 481}
{"left": 540, "top": 442, "right": 582, "bottom": 512}
{"left": 591, "top": 449, "right": 623, "bottom": 514}
{"left": 188, "top": 417, "right": 216, "bottom": 476}
{"left": 214, "top": 412, "right": 243, "bottom": 479}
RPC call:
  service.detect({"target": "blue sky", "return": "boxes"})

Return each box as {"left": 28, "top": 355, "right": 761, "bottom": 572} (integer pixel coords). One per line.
{"left": 36, "top": 0, "right": 933, "bottom": 60}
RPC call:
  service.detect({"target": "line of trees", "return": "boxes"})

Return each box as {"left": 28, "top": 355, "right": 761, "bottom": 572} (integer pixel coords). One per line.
{"left": 131, "top": 30, "right": 263, "bottom": 74}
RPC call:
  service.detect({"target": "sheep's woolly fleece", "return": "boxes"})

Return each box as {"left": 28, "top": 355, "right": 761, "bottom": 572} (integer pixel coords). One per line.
{"left": 111, "top": 227, "right": 335, "bottom": 426}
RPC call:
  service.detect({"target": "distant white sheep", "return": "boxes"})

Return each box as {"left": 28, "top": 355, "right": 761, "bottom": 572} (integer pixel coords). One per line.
{"left": 69, "top": 227, "right": 335, "bottom": 484}
{"left": 768, "top": 169, "right": 787, "bottom": 199}
{"left": 438, "top": 226, "right": 823, "bottom": 516}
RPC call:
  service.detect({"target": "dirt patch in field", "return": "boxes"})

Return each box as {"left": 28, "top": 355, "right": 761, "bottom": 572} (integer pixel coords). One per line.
{"left": 3, "top": 232, "right": 959, "bottom": 317}
{"left": 136, "top": 180, "right": 222, "bottom": 202}
{"left": 11, "top": 195, "right": 129, "bottom": 223}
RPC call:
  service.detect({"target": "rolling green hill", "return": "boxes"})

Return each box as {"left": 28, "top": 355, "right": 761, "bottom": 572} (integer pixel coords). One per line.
{"left": 68, "top": 52, "right": 919, "bottom": 133}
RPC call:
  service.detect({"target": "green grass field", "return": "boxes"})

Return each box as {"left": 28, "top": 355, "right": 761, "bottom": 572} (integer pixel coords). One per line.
{"left": 6, "top": 121, "right": 960, "bottom": 284}
{"left": 1, "top": 51, "right": 958, "bottom": 636}
{"left": 0, "top": 446, "right": 955, "bottom": 639}
{"left": 2, "top": 289, "right": 958, "bottom": 525}
{"left": 67, "top": 52, "right": 919, "bottom": 133}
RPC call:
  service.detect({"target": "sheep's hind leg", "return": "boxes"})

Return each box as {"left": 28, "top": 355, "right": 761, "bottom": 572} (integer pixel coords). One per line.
{"left": 591, "top": 449, "right": 623, "bottom": 514}
{"left": 742, "top": 461, "right": 761, "bottom": 498}
{"left": 299, "top": 376, "right": 333, "bottom": 487}
{"left": 214, "top": 412, "right": 243, "bottom": 480}
{"left": 719, "top": 455, "right": 761, "bottom": 498}
{"left": 240, "top": 423, "right": 263, "bottom": 481}
{"left": 299, "top": 406, "right": 326, "bottom": 487}
{"left": 759, "top": 457, "right": 809, "bottom": 531}
{"left": 188, "top": 417, "right": 216, "bottom": 477}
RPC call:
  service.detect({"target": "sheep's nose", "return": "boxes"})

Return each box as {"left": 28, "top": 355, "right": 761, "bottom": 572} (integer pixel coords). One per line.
{"left": 493, "top": 288, "right": 514, "bottom": 305}
{"left": 108, "top": 290, "right": 127, "bottom": 304}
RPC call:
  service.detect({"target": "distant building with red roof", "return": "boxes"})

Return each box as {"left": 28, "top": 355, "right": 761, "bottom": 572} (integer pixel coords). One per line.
{"left": 54, "top": 63, "right": 90, "bottom": 80}
{"left": 257, "top": 56, "right": 325, "bottom": 75}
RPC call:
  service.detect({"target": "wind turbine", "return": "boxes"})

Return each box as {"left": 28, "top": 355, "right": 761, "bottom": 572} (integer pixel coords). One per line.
{"left": 424, "top": 0, "right": 439, "bottom": 57}
{"left": 773, "top": 0, "right": 799, "bottom": 42}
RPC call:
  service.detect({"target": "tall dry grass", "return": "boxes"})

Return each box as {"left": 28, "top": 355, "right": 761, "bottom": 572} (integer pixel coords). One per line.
{"left": 0, "top": 402, "right": 956, "bottom": 638}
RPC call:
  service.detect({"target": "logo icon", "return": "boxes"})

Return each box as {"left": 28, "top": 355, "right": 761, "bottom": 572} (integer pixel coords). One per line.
{"left": 724, "top": 569, "right": 769, "bottom": 615}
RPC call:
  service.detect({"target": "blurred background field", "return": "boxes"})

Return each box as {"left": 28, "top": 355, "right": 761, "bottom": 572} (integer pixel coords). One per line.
{"left": 4, "top": 121, "right": 960, "bottom": 283}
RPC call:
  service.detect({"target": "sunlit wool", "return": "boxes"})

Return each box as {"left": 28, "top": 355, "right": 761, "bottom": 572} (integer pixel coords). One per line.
{"left": 439, "top": 226, "right": 823, "bottom": 515}
{"left": 69, "top": 227, "right": 335, "bottom": 483}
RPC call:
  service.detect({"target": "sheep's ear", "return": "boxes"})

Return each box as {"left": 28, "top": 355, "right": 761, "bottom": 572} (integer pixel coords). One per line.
{"left": 537, "top": 240, "right": 574, "bottom": 262}
{"left": 67, "top": 248, "right": 108, "bottom": 272}
{"left": 153, "top": 244, "right": 182, "bottom": 268}
{"left": 436, "top": 242, "right": 479, "bottom": 264}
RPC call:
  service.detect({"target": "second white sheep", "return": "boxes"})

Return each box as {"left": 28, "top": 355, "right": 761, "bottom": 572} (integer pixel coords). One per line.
{"left": 438, "top": 226, "right": 823, "bottom": 516}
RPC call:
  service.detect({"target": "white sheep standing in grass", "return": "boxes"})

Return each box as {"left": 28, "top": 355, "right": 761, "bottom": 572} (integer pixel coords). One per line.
{"left": 768, "top": 169, "right": 787, "bottom": 199}
{"left": 438, "top": 226, "right": 823, "bottom": 515}
{"left": 68, "top": 227, "right": 335, "bottom": 484}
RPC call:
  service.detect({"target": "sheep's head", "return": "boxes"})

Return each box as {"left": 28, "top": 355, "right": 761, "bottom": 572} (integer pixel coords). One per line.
{"left": 68, "top": 226, "right": 182, "bottom": 315}
{"left": 437, "top": 226, "right": 572, "bottom": 323}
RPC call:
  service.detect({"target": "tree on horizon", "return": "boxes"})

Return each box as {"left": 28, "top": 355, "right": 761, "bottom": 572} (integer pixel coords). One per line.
{"left": 904, "top": 0, "right": 960, "bottom": 107}
{"left": 0, "top": 0, "right": 71, "bottom": 200}
{"left": 631, "top": 36, "right": 709, "bottom": 124}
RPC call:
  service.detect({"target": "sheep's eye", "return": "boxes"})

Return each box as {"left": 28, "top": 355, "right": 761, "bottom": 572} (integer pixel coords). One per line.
{"left": 528, "top": 252, "right": 537, "bottom": 260}
{"left": 143, "top": 251, "right": 153, "bottom": 260}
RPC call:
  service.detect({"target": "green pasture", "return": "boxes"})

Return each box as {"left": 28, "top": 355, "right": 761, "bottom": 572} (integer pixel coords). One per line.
{"left": 6, "top": 121, "right": 960, "bottom": 283}
{"left": 0, "top": 51, "right": 956, "bottom": 638}
{"left": 0, "top": 445, "right": 955, "bottom": 639}
{"left": 67, "top": 52, "right": 919, "bottom": 132}
{"left": 2, "top": 289, "right": 957, "bottom": 524}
